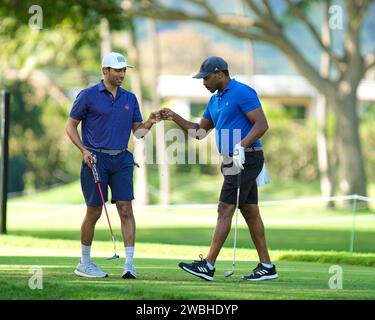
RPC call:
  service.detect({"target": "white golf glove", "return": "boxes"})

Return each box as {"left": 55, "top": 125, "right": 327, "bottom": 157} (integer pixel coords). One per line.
{"left": 256, "top": 163, "right": 271, "bottom": 187}
{"left": 232, "top": 143, "right": 245, "bottom": 170}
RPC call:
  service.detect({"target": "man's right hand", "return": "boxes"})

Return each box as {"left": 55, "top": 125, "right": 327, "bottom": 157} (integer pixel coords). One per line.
{"left": 148, "top": 111, "right": 162, "bottom": 124}
{"left": 83, "top": 149, "right": 96, "bottom": 169}
{"left": 160, "top": 108, "right": 175, "bottom": 120}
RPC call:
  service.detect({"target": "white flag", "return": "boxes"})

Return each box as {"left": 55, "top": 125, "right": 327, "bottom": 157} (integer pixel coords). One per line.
{"left": 256, "top": 163, "right": 271, "bottom": 187}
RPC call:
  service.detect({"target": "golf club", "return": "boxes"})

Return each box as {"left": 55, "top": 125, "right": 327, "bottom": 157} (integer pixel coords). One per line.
{"left": 89, "top": 158, "right": 119, "bottom": 260}
{"left": 224, "top": 172, "right": 241, "bottom": 277}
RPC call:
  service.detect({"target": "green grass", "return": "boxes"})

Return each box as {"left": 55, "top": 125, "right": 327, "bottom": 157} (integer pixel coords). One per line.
{"left": 6, "top": 200, "right": 375, "bottom": 252}
{"left": 6, "top": 226, "right": 375, "bottom": 253}
{"left": 9, "top": 181, "right": 85, "bottom": 204}
{"left": 2, "top": 234, "right": 375, "bottom": 265}
{"left": 1, "top": 252, "right": 375, "bottom": 300}
{"left": 9, "top": 174, "right": 326, "bottom": 205}
{"left": 1, "top": 201, "right": 375, "bottom": 300}
{"left": 1, "top": 234, "right": 375, "bottom": 300}
{"left": 2, "top": 179, "right": 375, "bottom": 300}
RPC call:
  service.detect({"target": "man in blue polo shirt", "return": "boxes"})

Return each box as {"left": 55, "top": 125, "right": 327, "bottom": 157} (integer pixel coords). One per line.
{"left": 160, "top": 56, "right": 278, "bottom": 282}
{"left": 66, "top": 52, "right": 160, "bottom": 279}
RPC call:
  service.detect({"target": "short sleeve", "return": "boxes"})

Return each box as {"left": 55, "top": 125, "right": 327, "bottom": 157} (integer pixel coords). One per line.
{"left": 69, "top": 90, "right": 88, "bottom": 120}
{"left": 132, "top": 95, "right": 143, "bottom": 123}
{"left": 239, "top": 87, "right": 262, "bottom": 114}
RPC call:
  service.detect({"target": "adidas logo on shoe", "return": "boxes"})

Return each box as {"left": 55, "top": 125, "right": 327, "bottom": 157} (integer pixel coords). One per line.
{"left": 242, "top": 263, "right": 278, "bottom": 281}
{"left": 178, "top": 255, "right": 215, "bottom": 281}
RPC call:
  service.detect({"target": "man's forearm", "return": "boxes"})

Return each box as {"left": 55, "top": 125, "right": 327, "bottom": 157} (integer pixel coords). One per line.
{"left": 172, "top": 113, "right": 200, "bottom": 132}
{"left": 172, "top": 113, "right": 212, "bottom": 140}
{"left": 160, "top": 108, "right": 212, "bottom": 139}
{"left": 133, "top": 120, "right": 154, "bottom": 139}
{"left": 241, "top": 122, "right": 268, "bottom": 147}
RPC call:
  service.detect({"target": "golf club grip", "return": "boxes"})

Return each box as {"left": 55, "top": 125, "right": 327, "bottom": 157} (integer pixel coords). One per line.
{"left": 90, "top": 161, "right": 100, "bottom": 183}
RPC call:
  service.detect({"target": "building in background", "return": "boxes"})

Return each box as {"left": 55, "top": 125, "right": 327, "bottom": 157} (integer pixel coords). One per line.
{"left": 158, "top": 75, "right": 375, "bottom": 120}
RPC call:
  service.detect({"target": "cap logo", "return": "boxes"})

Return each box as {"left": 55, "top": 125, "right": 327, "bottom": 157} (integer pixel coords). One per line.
{"left": 214, "top": 67, "right": 219, "bottom": 71}
{"left": 117, "top": 56, "right": 125, "bottom": 62}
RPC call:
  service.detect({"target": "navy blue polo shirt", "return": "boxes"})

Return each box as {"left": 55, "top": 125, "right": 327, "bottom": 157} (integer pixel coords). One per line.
{"left": 70, "top": 80, "right": 143, "bottom": 149}
{"left": 202, "top": 78, "right": 262, "bottom": 155}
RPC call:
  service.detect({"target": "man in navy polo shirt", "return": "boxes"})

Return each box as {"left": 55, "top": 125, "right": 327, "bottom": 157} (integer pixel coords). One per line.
{"left": 66, "top": 52, "right": 160, "bottom": 279}
{"left": 160, "top": 56, "right": 278, "bottom": 282}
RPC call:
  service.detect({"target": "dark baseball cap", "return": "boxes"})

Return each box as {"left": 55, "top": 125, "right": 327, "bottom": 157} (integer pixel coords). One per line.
{"left": 193, "top": 56, "right": 228, "bottom": 79}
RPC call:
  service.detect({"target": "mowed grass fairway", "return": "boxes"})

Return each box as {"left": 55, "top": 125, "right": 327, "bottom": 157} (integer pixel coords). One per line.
{"left": 1, "top": 254, "right": 375, "bottom": 300}
{"left": 1, "top": 180, "right": 375, "bottom": 300}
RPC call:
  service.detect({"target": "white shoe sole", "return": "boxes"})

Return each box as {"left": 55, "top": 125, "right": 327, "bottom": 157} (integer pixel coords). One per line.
{"left": 243, "top": 274, "right": 279, "bottom": 281}
{"left": 180, "top": 266, "right": 213, "bottom": 281}
{"left": 74, "top": 269, "right": 108, "bottom": 278}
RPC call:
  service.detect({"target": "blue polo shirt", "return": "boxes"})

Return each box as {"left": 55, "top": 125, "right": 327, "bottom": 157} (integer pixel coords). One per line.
{"left": 202, "top": 78, "right": 262, "bottom": 155}
{"left": 70, "top": 80, "right": 143, "bottom": 149}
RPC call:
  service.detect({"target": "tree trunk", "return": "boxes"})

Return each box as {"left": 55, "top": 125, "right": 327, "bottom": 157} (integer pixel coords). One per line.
{"left": 126, "top": 21, "right": 150, "bottom": 205}
{"left": 317, "top": 0, "right": 335, "bottom": 207}
{"left": 333, "top": 13, "right": 368, "bottom": 207}
{"left": 100, "top": 17, "right": 111, "bottom": 57}
{"left": 316, "top": 95, "right": 336, "bottom": 207}
{"left": 148, "top": 19, "right": 170, "bottom": 205}
{"left": 276, "top": 4, "right": 368, "bottom": 205}
{"left": 330, "top": 89, "right": 367, "bottom": 204}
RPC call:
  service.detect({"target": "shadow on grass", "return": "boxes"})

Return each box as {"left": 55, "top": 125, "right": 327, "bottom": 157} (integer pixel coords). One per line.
{"left": 9, "top": 227, "right": 375, "bottom": 252}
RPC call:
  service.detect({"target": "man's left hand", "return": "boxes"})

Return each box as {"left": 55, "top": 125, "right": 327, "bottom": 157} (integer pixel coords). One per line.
{"left": 232, "top": 143, "right": 245, "bottom": 170}
{"left": 160, "top": 108, "right": 174, "bottom": 120}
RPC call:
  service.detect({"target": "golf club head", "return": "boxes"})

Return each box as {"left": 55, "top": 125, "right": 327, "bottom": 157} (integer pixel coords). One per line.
{"left": 224, "top": 270, "right": 234, "bottom": 277}
{"left": 107, "top": 254, "right": 119, "bottom": 260}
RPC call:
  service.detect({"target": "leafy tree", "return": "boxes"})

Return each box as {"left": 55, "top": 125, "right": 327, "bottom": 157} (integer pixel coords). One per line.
{"left": 0, "top": 1, "right": 123, "bottom": 191}
{"left": 0, "top": 1, "right": 155, "bottom": 196}
{"left": 6, "top": 81, "right": 44, "bottom": 192}
{"left": 125, "top": 0, "right": 375, "bottom": 198}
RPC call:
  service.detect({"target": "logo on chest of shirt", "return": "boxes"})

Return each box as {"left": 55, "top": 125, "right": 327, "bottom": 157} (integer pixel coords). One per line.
{"left": 123, "top": 104, "right": 130, "bottom": 111}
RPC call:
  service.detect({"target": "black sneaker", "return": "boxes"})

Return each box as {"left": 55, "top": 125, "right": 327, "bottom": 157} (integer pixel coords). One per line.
{"left": 242, "top": 263, "right": 278, "bottom": 281}
{"left": 178, "top": 255, "right": 215, "bottom": 281}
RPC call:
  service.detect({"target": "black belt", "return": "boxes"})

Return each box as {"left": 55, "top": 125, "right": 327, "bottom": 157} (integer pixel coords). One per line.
{"left": 85, "top": 146, "right": 127, "bottom": 156}
{"left": 226, "top": 146, "right": 262, "bottom": 157}
{"left": 244, "top": 146, "right": 262, "bottom": 152}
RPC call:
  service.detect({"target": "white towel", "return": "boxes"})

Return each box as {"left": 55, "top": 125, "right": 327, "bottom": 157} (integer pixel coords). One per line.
{"left": 256, "top": 163, "right": 271, "bottom": 187}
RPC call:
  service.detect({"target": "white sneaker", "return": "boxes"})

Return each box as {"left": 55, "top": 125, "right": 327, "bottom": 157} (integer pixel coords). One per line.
{"left": 74, "top": 261, "right": 108, "bottom": 278}
{"left": 122, "top": 264, "right": 137, "bottom": 279}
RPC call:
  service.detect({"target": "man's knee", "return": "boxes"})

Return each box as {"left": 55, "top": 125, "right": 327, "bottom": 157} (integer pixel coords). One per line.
{"left": 240, "top": 204, "right": 259, "bottom": 220}
{"left": 217, "top": 202, "right": 235, "bottom": 220}
{"left": 116, "top": 201, "right": 133, "bottom": 220}
{"left": 86, "top": 205, "right": 102, "bottom": 222}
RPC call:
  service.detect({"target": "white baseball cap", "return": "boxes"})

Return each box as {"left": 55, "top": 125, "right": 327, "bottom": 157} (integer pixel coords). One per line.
{"left": 101, "top": 52, "right": 134, "bottom": 69}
